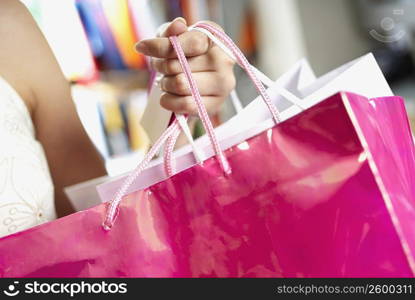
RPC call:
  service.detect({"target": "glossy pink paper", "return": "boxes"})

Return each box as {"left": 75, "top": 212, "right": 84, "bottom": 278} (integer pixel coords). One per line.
{"left": 1, "top": 92, "right": 414, "bottom": 277}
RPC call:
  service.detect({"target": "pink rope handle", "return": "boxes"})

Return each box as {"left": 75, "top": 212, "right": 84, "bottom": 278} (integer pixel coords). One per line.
{"left": 164, "top": 119, "right": 184, "bottom": 176}
{"left": 103, "top": 118, "right": 181, "bottom": 230}
{"left": 163, "top": 22, "right": 282, "bottom": 176}
{"left": 103, "top": 34, "right": 232, "bottom": 229}
{"left": 164, "top": 127, "right": 180, "bottom": 177}
{"left": 168, "top": 35, "right": 231, "bottom": 175}
{"left": 195, "top": 22, "right": 281, "bottom": 123}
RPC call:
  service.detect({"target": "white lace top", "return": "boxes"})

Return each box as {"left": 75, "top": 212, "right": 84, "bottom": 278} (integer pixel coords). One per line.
{"left": 0, "top": 76, "right": 56, "bottom": 238}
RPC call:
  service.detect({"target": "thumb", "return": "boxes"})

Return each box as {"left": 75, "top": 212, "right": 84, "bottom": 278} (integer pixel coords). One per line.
{"left": 157, "top": 17, "right": 188, "bottom": 37}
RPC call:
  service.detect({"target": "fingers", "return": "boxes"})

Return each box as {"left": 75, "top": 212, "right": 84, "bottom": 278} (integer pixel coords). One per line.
{"left": 160, "top": 93, "right": 225, "bottom": 115}
{"left": 152, "top": 55, "right": 215, "bottom": 75}
{"left": 157, "top": 17, "right": 187, "bottom": 37}
{"left": 136, "top": 19, "right": 232, "bottom": 116}
{"left": 136, "top": 19, "right": 225, "bottom": 59}
{"left": 161, "top": 71, "right": 234, "bottom": 96}
{"left": 136, "top": 30, "right": 211, "bottom": 58}
{"left": 151, "top": 44, "right": 235, "bottom": 75}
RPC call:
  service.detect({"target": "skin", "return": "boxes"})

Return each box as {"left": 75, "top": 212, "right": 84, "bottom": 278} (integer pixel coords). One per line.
{"left": 0, "top": 0, "right": 107, "bottom": 217}
{"left": 136, "top": 18, "right": 236, "bottom": 116}
{"left": 0, "top": 2, "right": 234, "bottom": 218}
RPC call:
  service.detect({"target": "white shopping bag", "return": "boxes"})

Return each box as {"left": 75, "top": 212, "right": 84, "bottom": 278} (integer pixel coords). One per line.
{"left": 97, "top": 52, "right": 392, "bottom": 204}
{"left": 64, "top": 176, "right": 109, "bottom": 212}
{"left": 140, "top": 74, "right": 172, "bottom": 146}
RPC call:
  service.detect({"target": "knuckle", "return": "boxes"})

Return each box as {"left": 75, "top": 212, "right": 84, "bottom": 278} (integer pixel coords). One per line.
{"left": 226, "top": 73, "right": 236, "bottom": 91}
{"left": 174, "top": 74, "right": 188, "bottom": 94}
{"left": 181, "top": 99, "right": 197, "bottom": 115}
{"left": 159, "top": 93, "right": 170, "bottom": 109}
{"left": 217, "top": 72, "right": 235, "bottom": 94}
{"left": 189, "top": 34, "right": 207, "bottom": 55}
{"left": 223, "top": 54, "right": 236, "bottom": 67}
{"left": 165, "top": 59, "right": 179, "bottom": 74}
{"left": 211, "top": 47, "right": 235, "bottom": 67}
{"left": 154, "top": 59, "right": 165, "bottom": 73}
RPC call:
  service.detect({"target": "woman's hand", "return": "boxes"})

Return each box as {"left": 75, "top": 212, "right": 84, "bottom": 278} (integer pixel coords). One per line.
{"left": 135, "top": 18, "right": 235, "bottom": 116}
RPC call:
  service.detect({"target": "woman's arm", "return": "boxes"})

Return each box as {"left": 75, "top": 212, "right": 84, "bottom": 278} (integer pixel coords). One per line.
{"left": 0, "top": 0, "right": 107, "bottom": 217}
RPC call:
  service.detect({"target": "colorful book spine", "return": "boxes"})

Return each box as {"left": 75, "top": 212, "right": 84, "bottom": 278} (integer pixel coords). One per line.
{"left": 22, "top": 0, "right": 98, "bottom": 82}
{"left": 101, "top": 0, "right": 146, "bottom": 69}
{"left": 76, "top": 0, "right": 126, "bottom": 70}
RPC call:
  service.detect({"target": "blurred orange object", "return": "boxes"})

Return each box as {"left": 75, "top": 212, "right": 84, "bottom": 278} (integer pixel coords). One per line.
{"left": 22, "top": 0, "right": 98, "bottom": 82}
{"left": 239, "top": 10, "right": 257, "bottom": 57}
{"left": 180, "top": 0, "right": 198, "bottom": 25}
{"left": 101, "top": 0, "right": 146, "bottom": 69}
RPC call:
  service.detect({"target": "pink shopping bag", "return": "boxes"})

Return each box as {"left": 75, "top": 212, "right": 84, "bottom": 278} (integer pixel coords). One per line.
{"left": 0, "top": 23, "right": 414, "bottom": 277}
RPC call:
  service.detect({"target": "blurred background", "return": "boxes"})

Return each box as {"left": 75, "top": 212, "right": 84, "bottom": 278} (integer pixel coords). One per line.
{"left": 20, "top": 0, "right": 415, "bottom": 176}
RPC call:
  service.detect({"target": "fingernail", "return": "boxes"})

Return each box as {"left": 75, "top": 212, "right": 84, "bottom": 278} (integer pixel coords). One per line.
{"left": 135, "top": 41, "right": 148, "bottom": 54}
{"left": 174, "top": 17, "right": 187, "bottom": 25}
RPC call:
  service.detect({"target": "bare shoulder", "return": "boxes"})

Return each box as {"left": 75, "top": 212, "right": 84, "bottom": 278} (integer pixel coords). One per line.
{"left": 0, "top": 1, "right": 35, "bottom": 44}
{"left": 0, "top": 0, "right": 37, "bottom": 60}
{"left": 0, "top": 0, "right": 64, "bottom": 113}
{"left": 0, "top": 0, "right": 35, "bottom": 59}
{"left": 0, "top": 0, "right": 25, "bottom": 14}
{"left": 0, "top": 0, "right": 37, "bottom": 63}
{"left": 0, "top": 0, "right": 39, "bottom": 109}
